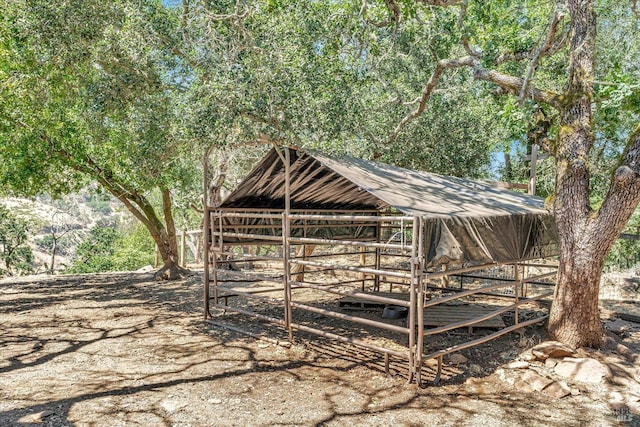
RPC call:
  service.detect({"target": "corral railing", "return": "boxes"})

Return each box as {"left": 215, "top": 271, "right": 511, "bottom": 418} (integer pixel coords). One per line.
{"left": 203, "top": 208, "right": 557, "bottom": 385}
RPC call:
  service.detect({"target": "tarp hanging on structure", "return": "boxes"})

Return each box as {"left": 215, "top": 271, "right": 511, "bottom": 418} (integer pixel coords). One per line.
{"left": 218, "top": 147, "right": 558, "bottom": 265}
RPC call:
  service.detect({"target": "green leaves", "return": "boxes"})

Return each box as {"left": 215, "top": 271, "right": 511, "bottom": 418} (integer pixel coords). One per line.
{"left": 0, "top": 205, "right": 33, "bottom": 276}
{"left": 67, "top": 222, "right": 154, "bottom": 273}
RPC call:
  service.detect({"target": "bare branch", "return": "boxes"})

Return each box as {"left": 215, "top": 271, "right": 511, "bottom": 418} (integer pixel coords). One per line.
{"left": 594, "top": 123, "right": 640, "bottom": 238}
{"left": 456, "top": 0, "right": 467, "bottom": 29}
{"left": 385, "top": 56, "right": 560, "bottom": 145}
{"left": 386, "top": 56, "right": 474, "bottom": 145}
{"left": 497, "top": 19, "right": 570, "bottom": 65}
{"left": 474, "top": 65, "right": 561, "bottom": 107}
{"left": 181, "top": 0, "right": 189, "bottom": 29}
{"left": 458, "top": 1, "right": 481, "bottom": 58}
{"left": 519, "top": 2, "right": 566, "bottom": 106}
{"left": 416, "top": 0, "right": 463, "bottom": 6}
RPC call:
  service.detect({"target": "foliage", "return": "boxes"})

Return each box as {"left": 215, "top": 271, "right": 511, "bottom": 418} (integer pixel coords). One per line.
{"left": 0, "top": 0, "right": 194, "bottom": 274}
{"left": 0, "top": 205, "right": 33, "bottom": 276}
{"left": 84, "top": 194, "right": 113, "bottom": 216}
{"left": 67, "top": 222, "right": 154, "bottom": 274}
{"left": 66, "top": 225, "right": 119, "bottom": 274}
{"left": 168, "top": 0, "right": 499, "bottom": 178}
{"left": 110, "top": 223, "right": 156, "bottom": 271}
{"left": 606, "top": 209, "right": 640, "bottom": 270}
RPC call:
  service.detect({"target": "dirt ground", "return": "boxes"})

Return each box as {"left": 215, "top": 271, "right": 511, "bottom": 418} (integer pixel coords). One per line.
{"left": 1, "top": 271, "right": 639, "bottom": 427}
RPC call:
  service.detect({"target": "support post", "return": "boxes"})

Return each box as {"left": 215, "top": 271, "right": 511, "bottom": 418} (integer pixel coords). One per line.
{"left": 374, "top": 220, "right": 381, "bottom": 292}
{"left": 514, "top": 263, "right": 520, "bottom": 326}
{"left": 528, "top": 144, "right": 538, "bottom": 195}
{"left": 203, "top": 152, "right": 211, "bottom": 320}
{"left": 282, "top": 146, "right": 293, "bottom": 341}
{"left": 416, "top": 217, "right": 425, "bottom": 386}
{"left": 180, "top": 228, "right": 186, "bottom": 267}
{"left": 407, "top": 217, "right": 418, "bottom": 384}
{"left": 359, "top": 246, "right": 366, "bottom": 291}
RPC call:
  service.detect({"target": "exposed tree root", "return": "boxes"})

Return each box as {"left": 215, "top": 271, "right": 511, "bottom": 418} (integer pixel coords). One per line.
{"left": 154, "top": 264, "right": 191, "bottom": 281}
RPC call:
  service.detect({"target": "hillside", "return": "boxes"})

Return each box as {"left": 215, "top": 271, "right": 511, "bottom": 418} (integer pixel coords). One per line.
{"left": 0, "top": 192, "right": 122, "bottom": 274}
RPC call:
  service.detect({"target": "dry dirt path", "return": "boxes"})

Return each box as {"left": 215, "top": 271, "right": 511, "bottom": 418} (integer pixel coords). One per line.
{"left": 0, "top": 272, "right": 635, "bottom": 426}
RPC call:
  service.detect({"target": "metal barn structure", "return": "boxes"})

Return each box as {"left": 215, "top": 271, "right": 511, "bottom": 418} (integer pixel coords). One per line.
{"left": 203, "top": 146, "right": 559, "bottom": 384}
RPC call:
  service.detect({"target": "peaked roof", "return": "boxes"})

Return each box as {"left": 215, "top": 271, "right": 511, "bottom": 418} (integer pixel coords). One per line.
{"left": 220, "top": 147, "right": 549, "bottom": 219}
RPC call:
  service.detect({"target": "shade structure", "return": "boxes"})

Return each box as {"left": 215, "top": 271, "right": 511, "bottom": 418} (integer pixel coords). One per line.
{"left": 219, "top": 147, "right": 558, "bottom": 265}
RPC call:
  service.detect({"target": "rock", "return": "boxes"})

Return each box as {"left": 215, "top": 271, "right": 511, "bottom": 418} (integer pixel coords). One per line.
{"left": 531, "top": 341, "right": 576, "bottom": 360}
{"left": 544, "top": 358, "right": 559, "bottom": 369}
{"left": 161, "top": 399, "right": 187, "bottom": 413}
{"left": 465, "top": 376, "right": 483, "bottom": 386}
{"left": 599, "top": 308, "right": 618, "bottom": 321}
{"left": 448, "top": 353, "right": 468, "bottom": 365}
{"left": 495, "top": 368, "right": 516, "bottom": 385}
{"left": 605, "top": 318, "right": 635, "bottom": 334}
{"left": 570, "top": 387, "right": 581, "bottom": 396}
{"left": 514, "top": 379, "right": 534, "bottom": 393}
{"left": 469, "top": 363, "right": 483, "bottom": 374}
{"left": 521, "top": 370, "right": 554, "bottom": 391}
{"left": 208, "top": 398, "right": 223, "bottom": 404}
{"left": 19, "top": 410, "right": 55, "bottom": 423}
{"left": 507, "top": 361, "right": 530, "bottom": 370}
{"left": 543, "top": 381, "right": 571, "bottom": 399}
{"left": 520, "top": 350, "right": 537, "bottom": 362}
{"left": 625, "top": 392, "right": 640, "bottom": 407}
{"left": 554, "top": 358, "right": 612, "bottom": 384}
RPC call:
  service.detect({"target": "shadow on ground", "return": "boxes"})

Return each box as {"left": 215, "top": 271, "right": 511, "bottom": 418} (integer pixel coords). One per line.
{"left": 0, "top": 272, "right": 627, "bottom": 426}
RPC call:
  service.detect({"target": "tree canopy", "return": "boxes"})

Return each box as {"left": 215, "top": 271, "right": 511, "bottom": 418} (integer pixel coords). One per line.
{"left": 1, "top": 0, "right": 640, "bottom": 347}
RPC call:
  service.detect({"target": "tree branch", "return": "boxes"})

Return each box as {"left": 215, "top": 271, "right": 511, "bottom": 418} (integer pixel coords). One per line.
{"left": 416, "top": 0, "right": 463, "bottom": 6}
{"left": 593, "top": 124, "right": 640, "bottom": 243}
{"left": 474, "top": 66, "right": 561, "bottom": 107}
{"left": 386, "top": 56, "right": 475, "bottom": 145}
{"left": 385, "top": 56, "right": 560, "bottom": 145}
{"left": 519, "top": 2, "right": 566, "bottom": 106}
{"left": 496, "top": 21, "right": 570, "bottom": 65}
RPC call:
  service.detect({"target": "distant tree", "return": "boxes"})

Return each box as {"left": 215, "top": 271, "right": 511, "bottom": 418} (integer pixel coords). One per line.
{"left": 67, "top": 225, "right": 118, "bottom": 274}
{"left": 67, "top": 221, "right": 155, "bottom": 274}
{"left": 0, "top": 205, "right": 33, "bottom": 276}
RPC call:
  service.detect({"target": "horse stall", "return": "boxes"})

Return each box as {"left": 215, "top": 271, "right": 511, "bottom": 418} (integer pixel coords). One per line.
{"left": 203, "top": 146, "right": 559, "bottom": 385}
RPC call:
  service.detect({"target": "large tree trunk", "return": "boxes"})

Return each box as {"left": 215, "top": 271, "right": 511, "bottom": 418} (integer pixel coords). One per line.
{"left": 91, "top": 167, "right": 189, "bottom": 280}
{"left": 548, "top": 234, "right": 607, "bottom": 347}
{"left": 547, "top": 0, "right": 603, "bottom": 348}
{"left": 548, "top": 1, "right": 640, "bottom": 348}
{"left": 151, "top": 188, "right": 190, "bottom": 280}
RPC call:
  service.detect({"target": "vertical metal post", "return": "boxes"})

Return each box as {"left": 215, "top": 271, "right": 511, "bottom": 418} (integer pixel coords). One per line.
{"left": 374, "top": 220, "right": 381, "bottom": 292}
{"left": 203, "top": 152, "right": 211, "bottom": 320}
{"left": 282, "top": 146, "right": 293, "bottom": 341}
{"left": 215, "top": 212, "right": 223, "bottom": 307}
{"left": 528, "top": 144, "right": 539, "bottom": 195}
{"left": 514, "top": 263, "right": 520, "bottom": 326}
{"left": 407, "top": 217, "right": 418, "bottom": 384}
{"left": 359, "top": 246, "right": 366, "bottom": 291}
{"left": 415, "top": 217, "right": 425, "bottom": 385}
{"left": 180, "top": 229, "right": 186, "bottom": 267}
